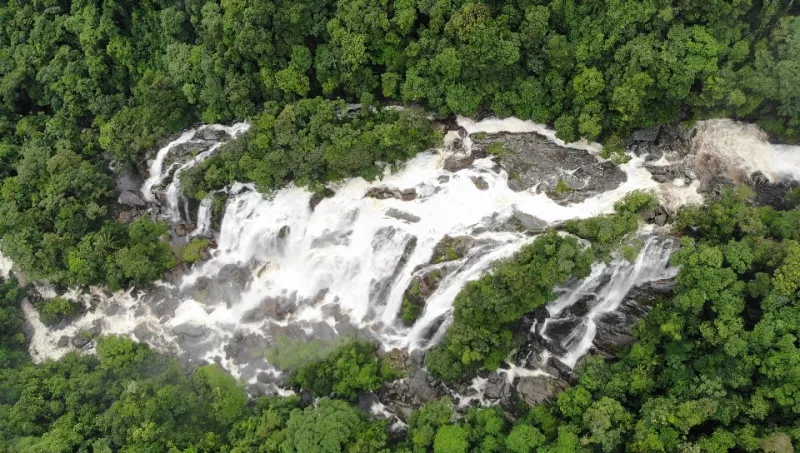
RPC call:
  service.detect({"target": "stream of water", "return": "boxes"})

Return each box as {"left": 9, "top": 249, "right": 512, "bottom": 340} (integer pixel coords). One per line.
{"left": 16, "top": 116, "right": 800, "bottom": 391}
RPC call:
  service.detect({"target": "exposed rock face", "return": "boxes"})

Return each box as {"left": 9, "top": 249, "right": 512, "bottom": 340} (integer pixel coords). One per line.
{"left": 516, "top": 375, "right": 569, "bottom": 406}
{"left": 444, "top": 153, "right": 475, "bottom": 172}
{"left": 471, "top": 176, "right": 489, "bottom": 190}
{"left": 386, "top": 208, "right": 421, "bottom": 223}
{"left": 483, "top": 372, "right": 512, "bottom": 400}
{"left": 431, "top": 235, "right": 475, "bottom": 263}
{"left": 366, "top": 186, "right": 417, "bottom": 201}
{"left": 118, "top": 190, "right": 147, "bottom": 207}
{"left": 379, "top": 370, "right": 447, "bottom": 421}
{"left": 511, "top": 209, "right": 548, "bottom": 233}
{"left": 471, "top": 132, "right": 627, "bottom": 204}
{"left": 309, "top": 188, "right": 336, "bottom": 211}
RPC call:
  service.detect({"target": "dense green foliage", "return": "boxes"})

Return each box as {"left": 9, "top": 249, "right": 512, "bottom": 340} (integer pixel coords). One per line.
{"left": 426, "top": 232, "right": 594, "bottom": 381}
{"left": 4, "top": 190, "right": 800, "bottom": 452}
{"left": 289, "top": 341, "right": 392, "bottom": 400}
{"left": 268, "top": 338, "right": 400, "bottom": 401}
{"left": 35, "top": 296, "right": 82, "bottom": 327}
{"left": 1, "top": 0, "right": 800, "bottom": 290}
{"left": 0, "top": 277, "right": 27, "bottom": 369}
{"left": 564, "top": 190, "right": 659, "bottom": 261}
{"left": 180, "top": 98, "right": 438, "bottom": 199}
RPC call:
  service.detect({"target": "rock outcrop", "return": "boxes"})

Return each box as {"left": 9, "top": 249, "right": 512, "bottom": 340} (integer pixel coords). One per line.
{"left": 470, "top": 132, "right": 627, "bottom": 204}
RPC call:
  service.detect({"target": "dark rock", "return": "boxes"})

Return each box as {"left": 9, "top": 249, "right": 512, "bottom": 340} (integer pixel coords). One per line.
{"left": 218, "top": 264, "right": 251, "bottom": 288}
{"left": 310, "top": 230, "right": 352, "bottom": 248}
{"left": 512, "top": 209, "right": 548, "bottom": 233}
{"left": 484, "top": 372, "right": 511, "bottom": 400}
{"left": 57, "top": 335, "right": 70, "bottom": 348}
{"left": 195, "top": 127, "right": 229, "bottom": 141}
{"left": 309, "top": 188, "right": 336, "bottom": 212}
{"left": 630, "top": 126, "right": 661, "bottom": 143}
{"left": 470, "top": 176, "right": 489, "bottom": 190}
{"left": 438, "top": 175, "right": 450, "bottom": 183}
{"left": 134, "top": 323, "right": 153, "bottom": 341}
{"left": 380, "top": 370, "right": 445, "bottom": 412}
{"left": 400, "top": 189, "right": 417, "bottom": 201}
{"left": 174, "top": 323, "right": 206, "bottom": 338}
{"left": 544, "top": 357, "right": 575, "bottom": 382}
{"left": 71, "top": 335, "right": 92, "bottom": 349}
{"left": 369, "top": 232, "right": 417, "bottom": 307}
{"left": 366, "top": 186, "right": 416, "bottom": 201}
{"left": 471, "top": 132, "right": 626, "bottom": 203}
{"left": 654, "top": 214, "right": 668, "bottom": 226}
{"left": 105, "top": 303, "right": 120, "bottom": 316}
{"left": 175, "top": 223, "right": 189, "bottom": 237}
{"left": 515, "top": 375, "right": 569, "bottom": 406}
{"left": 358, "top": 392, "right": 382, "bottom": 416}
{"left": 444, "top": 154, "right": 475, "bottom": 172}
{"left": 242, "top": 294, "right": 297, "bottom": 322}
{"left": 311, "top": 321, "right": 337, "bottom": 342}
{"left": 118, "top": 190, "right": 147, "bottom": 207}
{"left": 277, "top": 225, "right": 290, "bottom": 239}
{"left": 386, "top": 208, "right": 421, "bottom": 223}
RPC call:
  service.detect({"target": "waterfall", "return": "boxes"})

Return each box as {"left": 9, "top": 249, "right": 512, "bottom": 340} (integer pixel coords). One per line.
{"left": 538, "top": 234, "right": 678, "bottom": 368}
{"left": 17, "top": 116, "right": 800, "bottom": 388}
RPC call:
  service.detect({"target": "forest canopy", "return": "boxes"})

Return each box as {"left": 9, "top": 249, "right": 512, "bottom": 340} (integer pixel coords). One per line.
{"left": 1, "top": 0, "right": 800, "bottom": 289}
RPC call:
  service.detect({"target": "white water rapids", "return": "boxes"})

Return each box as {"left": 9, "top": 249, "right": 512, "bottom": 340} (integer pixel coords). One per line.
{"left": 16, "top": 116, "right": 800, "bottom": 393}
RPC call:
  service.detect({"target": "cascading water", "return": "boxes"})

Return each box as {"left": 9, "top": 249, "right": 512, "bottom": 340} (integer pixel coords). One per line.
{"left": 18, "top": 116, "right": 800, "bottom": 397}
{"left": 537, "top": 233, "right": 678, "bottom": 368}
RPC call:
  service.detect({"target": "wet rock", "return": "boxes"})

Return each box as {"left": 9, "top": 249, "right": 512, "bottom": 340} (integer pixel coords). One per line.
{"left": 470, "top": 176, "right": 489, "bottom": 190}
{"left": 400, "top": 188, "right": 417, "bottom": 201}
{"left": 484, "top": 372, "right": 511, "bottom": 400}
{"left": 175, "top": 223, "right": 189, "bottom": 237}
{"left": 173, "top": 323, "right": 206, "bottom": 338}
{"left": 431, "top": 235, "right": 475, "bottom": 263}
{"left": 515, "top": 375, "right": 569, "bottom": 406}
{"left": 512, "top": 209, "right": 548, "bottom": 233}
{"left": 438, "top": 175, "right": 450, "bottom": 183}
{"left": 380, "top": 370, "right": 446, "bottom": 419}
{"left": 277, "top": 225, "right": 290, "bottom": 239}
{"left": 218, "top": 264, "right": 251, "bottom": 288}
{"left": 57, "top": 335, "right": 70, "bottom": 348}
{"left": 224, "top": 332, "right": 270, "bottom": 362}
{"left": 471, "top": 132, "right": 627, "bottom": 204}
{"left": 118, "top": 190, "right": 147, "bottom": 207}
{"left": 71, "top": 334, "right": 92, "bottom": 349}
{"left": 544, "top": 357, "right": 575, "bottom": 382}
{"left": 195, "top": 128, "right": 229, "bottom": 141}
{"left": 115, "top": 166, "right": 145, "bottom": 194}
{"left": 242, "top": 294, "right": 297, "bottom": 322}
{"left": 134, "top": 323, "right": 153, "bottom": 341}
{"left": 358, "top": 392, "right": 382, "bottom": 416}
{"left": 443, "top": 154, "right": 474, "bottom": 172}
{"left": 748, "top": 177, "right": 800, "bottom": 210}
{"left": 654, "top": 214, "right": 668, "bottom": 226}
{"left": 630, "top": 126, "right": 661, "bottom": 143}
{"left": 386, "top": 208, "right": 421, "bottom": 223}
{"left": 310, "top": 230, "right": 353, "bottom": 248}
{"left": 311, "top": 321, "right": 337, "bottom": 342}
{"left": 309, "top": 188, "right": 336, "bottom": 211}
{"left": 369, "top": 234, "right": 417, "bottom": 307}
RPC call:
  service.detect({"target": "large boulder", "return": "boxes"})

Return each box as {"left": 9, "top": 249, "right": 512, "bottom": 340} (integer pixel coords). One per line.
{"left": 118, "top": 190, "right": 147, "bottom": 207}
{"left": 515, "top": 375, "right": 569, "bottom": 406}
